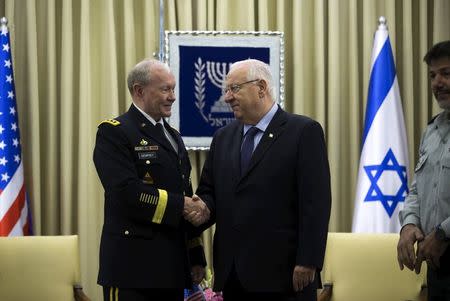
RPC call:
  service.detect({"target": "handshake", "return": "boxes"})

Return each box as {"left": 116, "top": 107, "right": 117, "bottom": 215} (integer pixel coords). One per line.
{"left": 183, "top": 194, "right": 210, "bottom": 227}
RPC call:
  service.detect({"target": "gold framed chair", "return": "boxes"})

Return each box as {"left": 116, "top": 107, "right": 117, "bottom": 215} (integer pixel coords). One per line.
{"left": 0, "top": 235, "right": 90, "bottom": 301}
{"left": 318, "top": 232, "right": 427, "bottom": 301}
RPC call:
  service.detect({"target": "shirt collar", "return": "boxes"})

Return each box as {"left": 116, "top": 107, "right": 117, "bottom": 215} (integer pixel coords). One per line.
{"left": 243, "top": 102, "right": 278, "bottom": 135}
{"left": 133, "top": 103, "right": 164, "bottom": 126}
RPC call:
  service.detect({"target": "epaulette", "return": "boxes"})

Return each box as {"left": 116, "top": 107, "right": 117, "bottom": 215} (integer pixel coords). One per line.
{"left": 98, "top": 119, "right": 121, "bottom": 127}
{"left": 427, "top": 114, "right": 439, "bottom": 125}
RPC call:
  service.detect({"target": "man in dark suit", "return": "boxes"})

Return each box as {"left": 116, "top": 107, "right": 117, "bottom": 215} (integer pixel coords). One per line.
{"left": 93, "top": 59, "right": 209, "bottom": 301}
{"left": 193, "top": 59, "right": 332, "bottom": 301}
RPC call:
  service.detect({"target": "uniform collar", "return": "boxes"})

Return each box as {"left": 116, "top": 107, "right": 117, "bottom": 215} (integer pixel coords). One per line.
{"left": 132, "top": 103, "right": 164, "bottom": 127}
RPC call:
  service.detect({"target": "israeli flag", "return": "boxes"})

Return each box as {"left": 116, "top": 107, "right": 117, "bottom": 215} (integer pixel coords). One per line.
{"left": 352, "top": 17, "right": 409, "bottom": 233}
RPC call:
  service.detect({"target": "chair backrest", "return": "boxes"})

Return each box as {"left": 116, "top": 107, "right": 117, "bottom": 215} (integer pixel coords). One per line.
{"left": 321, "top": 232, "right": 426, "bottom": 301}
{"left": 0, "top": 235, "right": 82, "bottom": 301}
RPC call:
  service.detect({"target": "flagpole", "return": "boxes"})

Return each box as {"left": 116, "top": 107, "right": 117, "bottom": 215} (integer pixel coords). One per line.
{"left": 158, "top": 0, "right": 165, "bottom": 61}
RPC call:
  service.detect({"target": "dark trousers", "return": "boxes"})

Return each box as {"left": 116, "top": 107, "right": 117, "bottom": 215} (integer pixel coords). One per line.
{"left": 427, "top": 247, "right": 450, "bottom": 301}
{"left": 222, "top": 266, "right": 317, "bottom": 301}
{"left": 103, "top": 286, "right": 184, "bottom": 301}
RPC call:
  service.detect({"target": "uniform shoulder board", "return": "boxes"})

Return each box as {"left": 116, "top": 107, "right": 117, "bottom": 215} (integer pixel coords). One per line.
{"left": 427, "top": 114, "right": 439, "bottom": 125}
{"left": 98, "top": 119, "right": 121, "bottom": 127}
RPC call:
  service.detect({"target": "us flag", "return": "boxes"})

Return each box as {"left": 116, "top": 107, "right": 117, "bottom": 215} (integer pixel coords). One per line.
{"left": 184, "top": 284, "right": 205, "bottom": 301}
{"left": 0, "top": 18, "right": 31, "bottom": 236}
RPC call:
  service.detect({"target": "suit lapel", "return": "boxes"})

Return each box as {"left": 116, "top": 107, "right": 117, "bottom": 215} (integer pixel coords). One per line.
{"left": 232, "top": 123, "right": 244, "bottom": 186}
{"left": 239, "top": 107, "right": 287, "bottom": 180}
{"left": 164, "top": 121, "right": 184, "bottom": 158}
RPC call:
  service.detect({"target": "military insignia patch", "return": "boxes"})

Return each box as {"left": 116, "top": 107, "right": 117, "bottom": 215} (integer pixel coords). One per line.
{"left": 140, "top": 139, "right": 148, "bottom": 146}
{"left": 143, "top": 172, "right": 154, "bottom": 184}
{"left": 134, "top": 145, "right": 159, "bottom": 151}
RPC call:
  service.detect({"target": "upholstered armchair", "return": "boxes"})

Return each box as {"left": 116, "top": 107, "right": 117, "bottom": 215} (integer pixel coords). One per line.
{"left": 0, "top": 235, "right": 90, "bottom": 301}
{"left": 318, "top": 233, "right": 427, "bottom": 301}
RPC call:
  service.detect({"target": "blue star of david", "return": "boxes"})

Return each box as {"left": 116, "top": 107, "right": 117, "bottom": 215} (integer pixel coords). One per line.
{"left": 363, "top": 148, "right": 409, "bottom": 217}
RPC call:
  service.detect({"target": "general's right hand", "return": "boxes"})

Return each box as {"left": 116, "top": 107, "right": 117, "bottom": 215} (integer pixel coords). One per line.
{"left": 397, "top": 224, "right": 424, "bottom": 271}
{"left": 183, "top": 195, "right": 210, "bottom": 226}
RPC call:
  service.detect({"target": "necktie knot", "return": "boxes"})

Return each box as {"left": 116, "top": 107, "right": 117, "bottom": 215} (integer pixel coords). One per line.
{"left": 155, "top": 122, "right": 164, "bottom": 131}
{"left": 240, "top": 127, "right": 259, "bottom": 175}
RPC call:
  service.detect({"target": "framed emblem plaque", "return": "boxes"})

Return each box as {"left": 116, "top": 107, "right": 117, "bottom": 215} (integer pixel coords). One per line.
{"left": 165, "top": 30, "right": 284, "bottom": 150}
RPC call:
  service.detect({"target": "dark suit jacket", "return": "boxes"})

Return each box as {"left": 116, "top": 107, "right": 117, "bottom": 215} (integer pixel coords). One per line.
{"left": 93, "top": 104, "right": 205, "bottom": 289}
{"left": 196, "top": 107, "right": 331, "bottom": 295}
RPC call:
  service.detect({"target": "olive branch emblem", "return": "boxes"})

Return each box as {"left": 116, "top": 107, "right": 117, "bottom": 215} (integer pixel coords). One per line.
{"left": 194, "top": 57, "right": 209, "bottom": 122}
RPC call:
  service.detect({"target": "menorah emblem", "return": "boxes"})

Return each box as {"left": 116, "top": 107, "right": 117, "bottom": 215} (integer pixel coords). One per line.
{"left": 194, "top": 58, "right": 233, "bottom": 124}
{"left": 206, "top": 61, "right": 230, "bottom": 89}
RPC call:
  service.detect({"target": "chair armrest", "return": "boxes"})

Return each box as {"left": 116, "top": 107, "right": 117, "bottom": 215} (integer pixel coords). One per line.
{"left": 419, "top": 284, "right": 427, "bottom": 301}
{"left": 318, "top": 283, "right": 332, "bottom": 301}
{"left": 73, "top": 284, "right": 91, "bottom": 301}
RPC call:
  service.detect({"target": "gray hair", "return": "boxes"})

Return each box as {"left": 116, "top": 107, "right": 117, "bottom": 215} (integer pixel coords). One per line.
{"left": 127, "top": 59, "right": 171, "bottom": 95}
{"left": 230, "top": 59, "right": 276, "bottom": 100}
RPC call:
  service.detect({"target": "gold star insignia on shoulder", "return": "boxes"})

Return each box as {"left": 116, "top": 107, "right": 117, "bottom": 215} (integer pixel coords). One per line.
{"left": 140, "top": 139, "right": 148, "bottom": 146}
{"left": 98, "top": 119, "right": 120, "bottom": 127}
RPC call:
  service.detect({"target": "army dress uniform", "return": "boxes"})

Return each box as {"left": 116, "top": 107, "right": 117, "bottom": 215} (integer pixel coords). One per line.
{"left": 93, "top": 104, "right": 205, "bottom": 290}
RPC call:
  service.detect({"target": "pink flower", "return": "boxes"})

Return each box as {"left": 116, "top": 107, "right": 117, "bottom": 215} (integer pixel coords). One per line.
{"left": 203, "top": 288, "right": 223, "bottom": 301}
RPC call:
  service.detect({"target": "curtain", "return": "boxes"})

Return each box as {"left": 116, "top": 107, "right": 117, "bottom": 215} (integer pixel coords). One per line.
{"left": 0, "top": 0, "right": 448, "bottom": 299}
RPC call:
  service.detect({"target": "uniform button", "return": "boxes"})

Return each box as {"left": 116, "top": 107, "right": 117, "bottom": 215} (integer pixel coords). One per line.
{"left": 124, "top": 230, "right": 129, "bottom": 235}
{"left": 146, "top": 160, "right": 150, "bottom": 164}
{"left": 433, "top": 183, "right": 437, "bottom": 188}
{"left": 182, "top": 174, "right": 185, "bottom": 179}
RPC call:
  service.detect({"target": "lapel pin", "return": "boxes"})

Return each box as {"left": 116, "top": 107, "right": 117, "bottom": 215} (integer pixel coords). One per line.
{"left": 140, "top": 139, "right": 148, "bottom": 146}
{"left": 269, "top": 133, "right": 274, "bottom": 138}
{"left": 141, "top": 123, "right": 146, "bottom": 127}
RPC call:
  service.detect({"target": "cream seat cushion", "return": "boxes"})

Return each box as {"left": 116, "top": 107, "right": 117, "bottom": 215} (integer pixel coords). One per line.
{"left": 0, "top": 235, "right": 81, "bottom": 301}
{"left": 321, "top": 233, "right": 426, "bottom": 301}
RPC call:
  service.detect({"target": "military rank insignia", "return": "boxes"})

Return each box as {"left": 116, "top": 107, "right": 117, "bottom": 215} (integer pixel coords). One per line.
{"left": 98, "top": 119, "right": 120, "bottom": 127}
{"left": 143, "top": 172, "right": 154, "bottom": 184}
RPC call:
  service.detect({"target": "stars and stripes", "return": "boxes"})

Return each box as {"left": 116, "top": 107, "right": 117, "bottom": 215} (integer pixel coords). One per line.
{"left": 184, "top": 284, "right": 206, "bottom": 301}
{"left": 0, "top": 18, "right": 31, "bottom": 236}
{"left": 352, "top": 17, "right": 409, "bottom": 233}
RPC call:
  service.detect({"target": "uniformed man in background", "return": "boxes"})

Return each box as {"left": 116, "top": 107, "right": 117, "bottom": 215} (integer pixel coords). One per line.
{"left": 93, "top": 59, "right": 210, "bottom": 301}
{"left": 398, "top": 40, "right": 450, "bottom": 300}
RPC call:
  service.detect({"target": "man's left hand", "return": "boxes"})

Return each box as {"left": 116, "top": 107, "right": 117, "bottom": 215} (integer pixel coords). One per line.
{"left": 292, "top": 265, "right": 315, "bottom": 291}
{"left": 191, "top": 265, "right": 205, "bottom": 285}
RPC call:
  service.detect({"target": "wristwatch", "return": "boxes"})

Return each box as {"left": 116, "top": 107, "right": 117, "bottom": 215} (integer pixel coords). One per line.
{"left": 435, "top": 224, "right": 450, "bottom": 242}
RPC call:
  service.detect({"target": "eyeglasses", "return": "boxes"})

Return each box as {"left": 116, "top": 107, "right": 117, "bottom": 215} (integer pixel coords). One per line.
{"left": 222, "top": 79, "right": 260, "bottom": 95}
